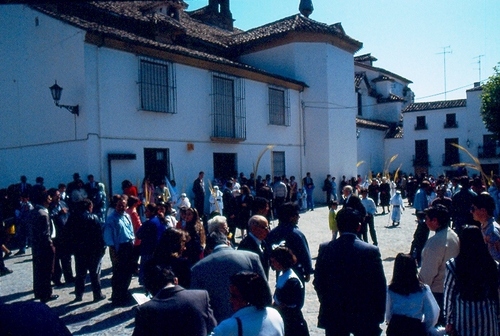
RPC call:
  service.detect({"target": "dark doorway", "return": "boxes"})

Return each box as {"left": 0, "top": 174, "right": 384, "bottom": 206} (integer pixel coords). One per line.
{"left": 144, "top": 148, "right": 170, "bottom": 186}
{"left": 213, "top": 153, "right": 237, "bottom": 181}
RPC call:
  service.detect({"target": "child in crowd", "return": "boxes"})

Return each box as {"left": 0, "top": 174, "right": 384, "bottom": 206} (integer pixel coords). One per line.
{"left": 328, "top": 200, "right": 339, "bottom": 240}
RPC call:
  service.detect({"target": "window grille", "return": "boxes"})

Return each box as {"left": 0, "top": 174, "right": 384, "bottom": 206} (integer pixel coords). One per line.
{"left": 272, "top": 151, "right": 286, "bottom": 177}
{"left": 139, "top": 57, "right": 176, "bottom": 113}
{"left": 268, "top": 87, "right": 290, "bottom": 126}
{"left": 211, "top": 73, "right": 246, "bottom": 140}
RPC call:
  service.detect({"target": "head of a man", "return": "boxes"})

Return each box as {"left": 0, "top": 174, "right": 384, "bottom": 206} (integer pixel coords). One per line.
{"left": 342, "top": 185, "right": 353, "bottom": 198}
{"left": 208, "top": 215, "right": 229, "bottom": 235}
{"left": 277, "top": 202, "right": 300, "bottom": 225}
{"left": 248, "top": 215, "right": 270, "bottom": 241}
{"left": 471, "top": 193, "right": 496, "bottom": 223}
{"left": 113, "top": 194, "right": 127, "bottom": 214}
{"left": 336, "top": 207, "right": 362, "bottom": 234}
{"left": 424, "top": 204, "right": 450, "bottom": 231}
{"left": 252, "top": 197, "right": 270, "bottom": 216}
{"left": 143, "top": 264, "right": 178, "bottom": 296}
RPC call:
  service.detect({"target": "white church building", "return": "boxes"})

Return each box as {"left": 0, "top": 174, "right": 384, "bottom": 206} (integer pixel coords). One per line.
{"left": 0, "top": 1, "right": 495, "bottom": 203}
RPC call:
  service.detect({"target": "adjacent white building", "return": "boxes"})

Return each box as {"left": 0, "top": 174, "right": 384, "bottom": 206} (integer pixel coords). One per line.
{"left": 398, "top": 85, "right": 499, "bottom": 178}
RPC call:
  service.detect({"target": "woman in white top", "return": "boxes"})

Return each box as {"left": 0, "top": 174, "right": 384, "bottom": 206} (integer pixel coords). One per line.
{"left": 211, "top": 271, "right": 284, "bottom": 336}
{"left": 386, "top": 253, "right": 439, "bottom": 336}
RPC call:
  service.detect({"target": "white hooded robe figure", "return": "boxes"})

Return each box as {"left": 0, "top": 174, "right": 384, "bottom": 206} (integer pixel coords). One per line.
{"left": 389, "top": 191, "right": 405, "bottom": 226}
{"left": 209, "top": 186, "right": 224, "bottom": 214}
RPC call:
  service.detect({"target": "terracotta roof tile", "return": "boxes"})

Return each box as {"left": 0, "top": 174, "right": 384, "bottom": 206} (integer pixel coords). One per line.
{"left": 402, "top": 99, "right": 466, "bottom": 113}
{"left": 31, "top": 3, "right": 306, "bottom": 88}
{"left": 230, "top": 14, "right": 361, "bottom": 50}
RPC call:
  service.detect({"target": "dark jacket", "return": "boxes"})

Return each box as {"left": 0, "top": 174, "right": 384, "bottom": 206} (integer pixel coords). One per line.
{"left": 68, "top": 210, "right": 105, "bottom": 256}
{"left": 133, "top": 285, "right": 217, "bottom": 336}
{"left": 314, "top": 233, "right": 386, "bottom": 333}
{"left": 238, "top": 234, "right": 270, "bottom": 278}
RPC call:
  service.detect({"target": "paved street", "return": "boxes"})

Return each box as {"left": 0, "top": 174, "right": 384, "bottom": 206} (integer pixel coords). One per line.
{"left": 1, "top": 199, "right": 419, "bottom": 335}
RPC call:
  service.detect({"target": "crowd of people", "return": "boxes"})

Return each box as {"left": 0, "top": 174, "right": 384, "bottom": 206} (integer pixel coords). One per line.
{"left": 2, "top": 170, "right": 500, "bottom": 336}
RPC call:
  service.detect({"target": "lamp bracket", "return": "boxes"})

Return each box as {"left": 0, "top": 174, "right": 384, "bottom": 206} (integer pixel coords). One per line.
{"left": 56, "top": 102, "right": 79, "bottom": 116}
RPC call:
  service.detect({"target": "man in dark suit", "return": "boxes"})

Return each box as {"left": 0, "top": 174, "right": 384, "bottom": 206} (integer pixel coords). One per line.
{"left": 84, "top": 174, "right": 99, "bottom": 202}
{"left": 314, "top": 207, "right": 386, "bottom": 336}
{"left": 341, "top": 185, "right": 366, "bottom": 217}
{"left": 238, "top": 215, "right": 270, "bottom": 278}
{"left": 133, "top": 266, "right": 217, "bottom": 336}
{"left": 191, "top": 217, "right": 266, "bottom": 323}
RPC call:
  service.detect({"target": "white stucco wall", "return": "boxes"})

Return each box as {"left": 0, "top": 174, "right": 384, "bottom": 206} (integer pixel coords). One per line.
{"left": 241, "top": 41, "right": 358, "bottom": 200}
{"left": 0, "top": 6, "right": 305, "bottom": 194}
{"left": 357, "top": 128, "right": 387, "bottom": 179}
{"left": 0, "top": 5, "right": 90, "bottom": 187}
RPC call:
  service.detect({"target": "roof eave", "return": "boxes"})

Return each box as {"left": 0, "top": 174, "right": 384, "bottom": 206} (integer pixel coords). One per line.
{"left": 234, "top": 30, "right": 362, "bottom": 56}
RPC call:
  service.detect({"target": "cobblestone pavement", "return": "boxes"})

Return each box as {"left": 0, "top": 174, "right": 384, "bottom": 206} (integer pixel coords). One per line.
{"left": 0, "top": 199, "right": 418, "bottom": 335}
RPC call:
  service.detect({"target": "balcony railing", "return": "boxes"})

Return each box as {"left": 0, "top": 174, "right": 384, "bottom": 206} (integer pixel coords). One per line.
{"left": 414, "top": 123, "right": 428, "bottom": 130}
{"left": 413, "top": 154, "right": 430, "bottom": 167}
{"left": 478, "top": 144, "right": 500, "bottom": 158}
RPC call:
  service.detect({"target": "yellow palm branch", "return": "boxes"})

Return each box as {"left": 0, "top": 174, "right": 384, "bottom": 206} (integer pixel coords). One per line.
{"left": 451, "top": 143, "right": 489, "bottom": 187}
{"left": 252, "top": 145, "right": 274, "bottom": 190}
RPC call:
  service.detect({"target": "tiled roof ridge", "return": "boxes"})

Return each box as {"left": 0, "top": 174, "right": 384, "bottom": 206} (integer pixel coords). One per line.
{"left": 403, "top": 99, "right": 467, "bottom": 113}
{"left": 230, "top": 13, "right": 361, "bottom": 50}
{"left": 30, "top": 4, "right": 306, "bottom": 88}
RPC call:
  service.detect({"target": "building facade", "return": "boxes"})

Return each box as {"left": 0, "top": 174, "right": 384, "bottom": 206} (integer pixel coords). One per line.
{"left": 0, "top": 1, "right": 363, "bottom": 204}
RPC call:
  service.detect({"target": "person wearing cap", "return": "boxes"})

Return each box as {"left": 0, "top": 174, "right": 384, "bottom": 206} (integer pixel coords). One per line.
{"left": 177, "top": 193, "right": 191, "bottom": 211}
{"left": 418, "top": 204, "right": 459, "bottom": 325}
{"left": 471, "top": 193, "right": 500, "bottom": 262}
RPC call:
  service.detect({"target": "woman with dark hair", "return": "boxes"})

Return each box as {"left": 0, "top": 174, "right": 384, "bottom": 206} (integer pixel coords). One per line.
{"left": 236, "top": 185, "right": 254, "bottom": 238}
{"left": 270, "top": 246, "right": 309, "bottom": 336}
{"left": 386, "top": 253, "right": 439, "bottom": 336}
{"left": 122, "top": 180, "right": 138, "bottom": 197}
{"left": 211, "top": 271, "right": 284, "bottom": 335}
{"left": 151, "top": 228, "right": 191, "bottom": 288}
{"left": 444, "top": 226, "right": 499, "bottom": 336}
{"left": 181, "top": 207, "right": 205, "bottom": 265}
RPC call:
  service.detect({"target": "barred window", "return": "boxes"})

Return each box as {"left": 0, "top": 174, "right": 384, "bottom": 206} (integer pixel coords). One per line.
{"left": 268, "top": 87, "right": 290, "bottom": 126}
{"left": 211, "top": 73, "right": 246, "bottom": 140}
{"left": 139, "top": 58, "right": 176, "bottom": 113}
{"left": 272, "top": 151, "right": 286, "bottom": 177}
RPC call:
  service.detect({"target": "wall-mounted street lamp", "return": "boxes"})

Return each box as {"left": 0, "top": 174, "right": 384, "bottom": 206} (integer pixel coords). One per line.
{"left": 49, "top": 81, "right": 79, "bottom": 116}
{"left": 466, "top": 139, "right": 471, "bottom": 148}
{"left": 356, "top": 128, "right": 361, "bottom": 139}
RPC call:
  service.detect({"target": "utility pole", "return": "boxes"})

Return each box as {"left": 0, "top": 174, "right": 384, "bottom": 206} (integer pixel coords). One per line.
{"left": 437, "top": 46, "right": 452, "bottom": 100}
{"left": 474, "top": 54, "right": 485, "bottom": 84}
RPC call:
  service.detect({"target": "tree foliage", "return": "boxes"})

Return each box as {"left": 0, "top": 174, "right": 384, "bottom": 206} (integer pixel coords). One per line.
{"left": 481, "top": 63, "right": 500, "bottom": 139}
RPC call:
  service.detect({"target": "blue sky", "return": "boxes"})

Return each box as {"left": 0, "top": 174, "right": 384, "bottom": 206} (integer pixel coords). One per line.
{"left": 186, "top": 0, "right": 500, "bottom": 102}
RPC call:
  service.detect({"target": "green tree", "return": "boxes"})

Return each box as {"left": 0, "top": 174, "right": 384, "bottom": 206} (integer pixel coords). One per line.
{"left": 481, "top": 63, "right": 500, "bottom": 139}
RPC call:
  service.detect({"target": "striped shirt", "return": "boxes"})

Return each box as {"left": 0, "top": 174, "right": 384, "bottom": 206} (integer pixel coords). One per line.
{"left": 444, "top": 259, "right": 499, "bottom": 336}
